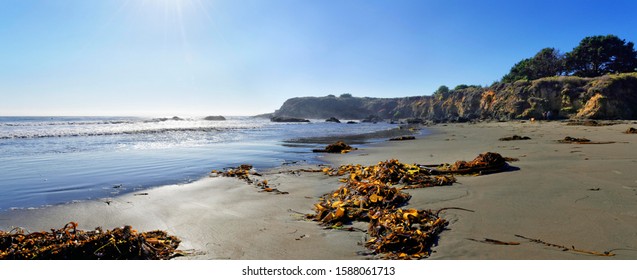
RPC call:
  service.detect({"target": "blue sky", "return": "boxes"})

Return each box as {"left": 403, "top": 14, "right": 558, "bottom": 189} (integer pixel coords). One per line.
{"left": 1, "top": 0, "right": 636, "bottom": 116}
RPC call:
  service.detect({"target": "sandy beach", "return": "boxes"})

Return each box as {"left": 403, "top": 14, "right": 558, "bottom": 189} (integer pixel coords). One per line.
{"left": 2, "top": 120, "right": 637, "bottom": 260}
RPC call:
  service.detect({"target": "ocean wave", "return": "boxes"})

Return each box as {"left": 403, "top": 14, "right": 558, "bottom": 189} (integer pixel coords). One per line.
{"left": 0, "top": 126, "right": 263, "bottom": 139}
{"left": 0, "top": 117, "right": 271, "bottom": 140}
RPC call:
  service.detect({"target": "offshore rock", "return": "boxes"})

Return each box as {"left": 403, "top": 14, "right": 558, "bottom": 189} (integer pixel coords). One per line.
{"left": 270, "top": 116, "right": 310, "bottom": 123}
{"left": 325, "top": 117, "right": 341, "bottom": 123}
{"left": 203, "top": 115, "right": 226, "bottom": 121}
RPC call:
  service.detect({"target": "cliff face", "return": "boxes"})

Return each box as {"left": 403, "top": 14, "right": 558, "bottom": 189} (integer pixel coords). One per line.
{"left": 273, "top": 73, "right": 637, "bottom": 121}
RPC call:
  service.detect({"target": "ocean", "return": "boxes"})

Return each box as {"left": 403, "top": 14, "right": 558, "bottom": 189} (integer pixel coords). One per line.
{"left": 0, "top": 116, "right": 403, "bottom": 212}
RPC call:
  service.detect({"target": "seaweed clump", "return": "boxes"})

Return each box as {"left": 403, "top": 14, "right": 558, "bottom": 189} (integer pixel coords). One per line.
{"left": 557, "top": 136, "right": 615, "bottom": 144}
{"left": 389, "top": 136, "right": 415, "bottom": 141}
{"left": 312, "top": 141, "right": 356, "bottom": 153}
{"left": 625, "top": 127, "right": 637, "bottom": 134}
{"left": 558, "top": 136, "right": 591, "bottom": 143}
{"left": 310, "top": 159, "right": 456, "bottom": 259}
{"left": 0, "top": 222, "right": 181, "bottom": 260}
{"left": 309, "top": 153, "right": 514, "bottom": 259}
{"left": 211, "top": 164, "right": 288, "bottom": 194}
{"left": 499, "top": 135, "right": 531, "bottom": 141}
{"left": 434, "top": 152, "right": 510, "bottom": 175}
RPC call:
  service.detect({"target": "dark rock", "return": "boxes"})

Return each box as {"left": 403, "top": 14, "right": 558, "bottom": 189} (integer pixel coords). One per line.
{"left": 270, "top": 116, "right": 310, "bottom": 123}
{"left": 406, "top": 118, "right": 424, "bottom": 124}
{"left": 361, "top": 115, "right": 383, "bottom": 123}
{"left": 204, "top": 115, "right": 226, "bottom": 121}
{"left": 346, "top": 121, "right": 358, "bottom": 124}
{"left": 325, "top": 117, "right": 341, "bottom": 123}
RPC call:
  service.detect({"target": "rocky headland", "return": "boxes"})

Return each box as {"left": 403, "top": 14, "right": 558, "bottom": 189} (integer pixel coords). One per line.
{"left": 271, "top": 73, "right": 637, "bottom": 122}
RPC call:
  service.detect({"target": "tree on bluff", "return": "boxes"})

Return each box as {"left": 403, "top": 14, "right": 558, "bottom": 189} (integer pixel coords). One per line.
{"left": 565, "top": 35, "right": 637, "bottom": 77}
{"left": 501, "top": 35, "right": 637, "bottom": 82}
{"left": 501, "top": 48, "right": 564, "bottom": 83}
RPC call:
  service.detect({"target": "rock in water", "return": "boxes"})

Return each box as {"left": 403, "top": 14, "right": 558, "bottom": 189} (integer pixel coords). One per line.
{"left": 270, "top": 116, "right": 310, "bottom": 122}
{"left": 204, "top": 115, "right": 226, "bottom": 121}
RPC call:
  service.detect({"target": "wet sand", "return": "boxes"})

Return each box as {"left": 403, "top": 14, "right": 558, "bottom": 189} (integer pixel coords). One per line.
{"left": 2, "top": 120, "right": 637, "bottom": 259}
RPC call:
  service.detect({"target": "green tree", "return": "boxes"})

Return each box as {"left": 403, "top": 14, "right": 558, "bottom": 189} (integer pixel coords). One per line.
{"left": 565, "top": 35, "right": 637, "bottom": 77}
{"left": 501, "top": 58, "right": 533, "bottom": 83}
{"left": 433, "top": 85, "right": 450, "bottom": 100}
{"left": 454, "top": 84, "right": 482, "bottom": 90}
{"left": 530, "top": 48, "right": 565, "bottom": 78}
{"left": 339, "top": 93, "right": 353, "bottom": 98}
{"left": 501, "top": 48, "right": 564, "bottom": 83}
{"left": 434, "top": 85, "right": 449, "bottom": 95}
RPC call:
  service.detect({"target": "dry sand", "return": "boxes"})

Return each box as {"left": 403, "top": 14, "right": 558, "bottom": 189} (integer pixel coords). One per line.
{"left": 2, "top": 120, "right": 637, "bottom": 259}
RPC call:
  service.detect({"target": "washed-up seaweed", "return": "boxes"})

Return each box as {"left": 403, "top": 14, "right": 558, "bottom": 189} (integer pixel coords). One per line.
{"left": 558, "top": 136, "right": 591, "bottom": 143}
{"left": 467, "top": 238, "right": 520, "bottom": 245}
{"left": 514, "top": 234, "right": 614, "bottom": 257}
{"left": 365, "top": 208, "right": 448, "bottom": 259}
{"left": 308, "top": 153, "right": 514, "bottom": 259}
{"left": 211, "top": 165, "right": 288, "bottom": 194}
{"left": 566, "top": 120, "right": 620, "bottom": 126}
{"left": 625, "top": 127, "right": 637, "bottom": 134}
{"left": 312, "top": 141, "right": 356, "bottom": 153}
{"left": 309, "top": 159, "right": 453, "bottom": 259}
{"left": 322, "top": 159, "right": 457, "bottom": 188}
{"left": 0, "top": 222, "right": 181, "bottom": 260}
{"left": 558, "top": 136, "right": 615, "bottom": 144}
{"left": 499, "top": 135, "right": 531, "bottom": 141}
{"left": 431, "top": 152, "right": 511, "bottom": 175}
{"left": 211, "top": 164, "right": 255, "bottom": 183}
{"left": 389, "top": 136, "right": 415, "bottom": 141}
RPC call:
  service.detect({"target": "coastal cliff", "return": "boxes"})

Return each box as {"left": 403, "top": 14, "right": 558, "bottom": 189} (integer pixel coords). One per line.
{"left": 272, "top": 73, "right": 637, "bottom": 121}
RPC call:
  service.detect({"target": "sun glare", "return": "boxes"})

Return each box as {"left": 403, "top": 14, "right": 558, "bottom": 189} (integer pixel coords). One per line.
{"left": 128, "top": 0, "right": 212, "bottom": 63}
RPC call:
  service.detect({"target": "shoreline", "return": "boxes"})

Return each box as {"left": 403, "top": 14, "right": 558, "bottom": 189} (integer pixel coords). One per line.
{"left": 2, "top": 120, "right": 637, "bottom": 259}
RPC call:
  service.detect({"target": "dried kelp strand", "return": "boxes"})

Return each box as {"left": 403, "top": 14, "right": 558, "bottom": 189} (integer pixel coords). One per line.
{"left": 514, "top": 234, "right": 615, "bottom": 257}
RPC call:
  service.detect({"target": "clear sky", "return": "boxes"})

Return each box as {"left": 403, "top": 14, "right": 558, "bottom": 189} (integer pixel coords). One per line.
{"left": 1, "top": 0, "right": 636, "bottom": 117}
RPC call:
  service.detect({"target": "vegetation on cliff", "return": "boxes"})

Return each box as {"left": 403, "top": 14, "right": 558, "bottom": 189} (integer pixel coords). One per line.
{"left": 502, "top": 35, "right": 637, "bottom": 82}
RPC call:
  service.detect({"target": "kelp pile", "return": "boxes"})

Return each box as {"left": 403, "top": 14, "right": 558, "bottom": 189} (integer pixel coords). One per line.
{"left": 211, "top": 164, "right": 288, "bottom": 194}
{"left": 389, "top": 136, "right": 416, "bottom": 141}
{"left": 322, "top": 159, "right": 457, "bottom": 188}
{"left": 499, "top": 135, "right": 531, "bottom": 141}
{"left": 309, "top": 159, "right": 455, "bottom": 259}
{"left": 308, "top": 153, "right": 513, "bottom": 259}
{"left": 625, "top": 127, "right": 637, "bottom": 134}
{"left": 558, "top": 136, "right": 591, "bottom": 143}
{"left": 433, "top": 152, "right": 510, "bottom": 175}
{"left": 0, "top": 222, "right": 181, "bottom": 260}
{"left": 211, "top": 164, "right": 255, "bottom": 183}
{"left": 558, "top": 136, "right": 615, "bottom": 144}
{"left": 312, "top": 141, "right": 356, "bottom": 153}
{"left": 365, "top": 208, "right": 447, "bottom": 259}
